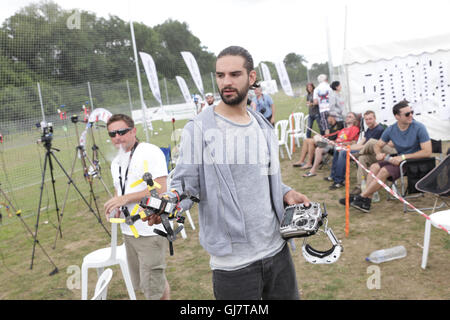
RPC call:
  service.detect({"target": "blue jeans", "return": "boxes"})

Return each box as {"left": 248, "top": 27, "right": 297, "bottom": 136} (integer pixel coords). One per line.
{"left": 319, "top": 111, "right": 330, "bottom": 135}
{"left": 330, "top": 149, "right": 359, "bottom": 184}
{"left": 306, "top": 113, "right": 322, "bottom": 138}
{"left": 212, "top": 244, "right": 299, "bottom": 300}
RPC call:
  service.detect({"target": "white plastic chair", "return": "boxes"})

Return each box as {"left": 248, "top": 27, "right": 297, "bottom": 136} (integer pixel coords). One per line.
{"left": 91, "top": 268, "right": 113, "bottom": 300}
{"left": 287, "top": 112, "right": 305, "bottom": 154}
{"left": 167, "top": 170, "right": 196, "bottom": 235}
{"left": 274, "top": 120, "right": 291, "bottom": 160}
{"left": 421, "top": 209, "right": 450, "bottom": 269}
{"left": 81, "top": 223, "right": 136, "bottom": 300}
{"left": 303, "top": 115, "right": 310, "bottom": 137}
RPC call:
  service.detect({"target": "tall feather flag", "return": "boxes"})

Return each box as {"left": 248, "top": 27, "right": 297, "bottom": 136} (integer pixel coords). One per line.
{"left": 175, "top": 76, "right": 192, "bottom": 103}
{"left": 139, "top": 51, "right": 162, "bottom": 106}
{"left": 181, "top": 51, "right": 204, "bottom": 97}
{"left": 275, "top": 61, "right": 294, "bottom": 97}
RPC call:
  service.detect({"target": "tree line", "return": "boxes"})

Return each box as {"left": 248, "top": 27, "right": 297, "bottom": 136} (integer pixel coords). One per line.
{"left": 0, "top": 1, "right": 328, "bottom": 122}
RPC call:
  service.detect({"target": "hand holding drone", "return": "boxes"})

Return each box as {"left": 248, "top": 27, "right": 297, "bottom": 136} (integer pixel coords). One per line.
{"left": 280, "top": 202, "right": 343, "bottom": 264}
{"left": 109, "top": 160, "right": 199, "bottom": 255}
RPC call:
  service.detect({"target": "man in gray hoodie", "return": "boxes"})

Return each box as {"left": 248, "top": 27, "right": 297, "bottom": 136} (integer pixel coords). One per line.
{"left": 148, "top": 46, "right": 310, "bottom": 300}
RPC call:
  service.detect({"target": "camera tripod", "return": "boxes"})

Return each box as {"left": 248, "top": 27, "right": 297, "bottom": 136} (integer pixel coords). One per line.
{"left": 31, "top": 127, "right": 110, "bottom": 270}
{"left": 52, "top": 116, "right": 112, "bottom": 249}
{"left": 87, "top": 120, "right": 113, "bottom": 197}
{"left": 0, "top": 183, "right": 58, "bottom": 275}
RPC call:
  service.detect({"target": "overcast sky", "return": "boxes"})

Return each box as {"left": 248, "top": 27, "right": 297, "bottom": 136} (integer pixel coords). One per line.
{"left": 2, "top": 0, "right": 450, "bottom": 66}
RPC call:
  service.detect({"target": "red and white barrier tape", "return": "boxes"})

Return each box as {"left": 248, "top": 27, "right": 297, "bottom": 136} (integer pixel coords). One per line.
{"left": 305, "top": 126, "right": 449, "bottom": 234}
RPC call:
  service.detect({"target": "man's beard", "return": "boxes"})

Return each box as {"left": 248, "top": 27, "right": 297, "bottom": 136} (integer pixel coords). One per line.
{"left": 219, "top": 84, "right": 249, "bottom": 106}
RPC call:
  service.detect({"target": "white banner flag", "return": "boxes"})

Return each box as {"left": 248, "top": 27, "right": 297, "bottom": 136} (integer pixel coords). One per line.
{"left": 139, "top": 51, "right": 162, "bottom": 105}
{"left": 261, "top": 63, "right": 272, "bottom": 81}
{"left": 181, "top": 51, "right": 204, "bottom": 97}
{"left": 176, "top": 76, "right": 192, "bottom": 103}
{"left": 275, "top": 61, "right": 294, "bottom": 97}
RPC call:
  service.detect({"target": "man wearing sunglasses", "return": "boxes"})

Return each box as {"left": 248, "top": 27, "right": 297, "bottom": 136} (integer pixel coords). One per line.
{"left": 104, "top": 114, "right": 171, "bottom": 300}
{"left": 351, "top": 100, "right": 431, "bottom": 213}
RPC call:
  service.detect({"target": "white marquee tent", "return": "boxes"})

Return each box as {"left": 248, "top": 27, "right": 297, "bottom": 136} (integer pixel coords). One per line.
{"left": 342, "top": 33, "right": 450, "bottom": 141}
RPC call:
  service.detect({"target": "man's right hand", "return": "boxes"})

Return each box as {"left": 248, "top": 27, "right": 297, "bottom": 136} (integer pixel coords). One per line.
{"left": 143, "top": 214, "right": 162, "bottom": 226}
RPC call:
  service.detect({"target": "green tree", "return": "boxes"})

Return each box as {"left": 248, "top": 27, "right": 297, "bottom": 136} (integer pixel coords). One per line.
{"left": 283, "top": 52, "right": 307, "bottom": 84}
{"left": 309, "top": 62, "right": 329, "bottom": 84}
{"left": 0, "top": 1, "right": 219, "bottom": 120}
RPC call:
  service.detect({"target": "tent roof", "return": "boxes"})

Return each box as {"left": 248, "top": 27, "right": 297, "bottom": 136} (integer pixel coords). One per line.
{"left": 343, "top": 33, "right": 450, "bottom": 65}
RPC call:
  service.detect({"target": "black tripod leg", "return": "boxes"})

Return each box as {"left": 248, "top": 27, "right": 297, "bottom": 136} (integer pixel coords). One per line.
{"left": 95, "top": 147, "right": 114, "bottom": 190}
{"left": 53, "top": 147, "right": 78, "bottom": 249}
{"left": 87, "top": 177, "right": 102, "bottom": 220}
{"left": 0, "top": 184, "right": 58, "bottom": 275}
{"left": 49, "top": 152, "right": 110, "bottom": 237}
{"left": 82, "top": 153, "right": 103, "bottom": 220}
{"left": 21, "top": 213, "right": 59, "bottom": 275}
{"left": 84, "top": 153, "right": 113, "bottom": 210}
{"left": 47, "top": 152, "right": 62, "bottom": 239}
{"left": 31, "top": 151, "right": 48, "bottom": 270}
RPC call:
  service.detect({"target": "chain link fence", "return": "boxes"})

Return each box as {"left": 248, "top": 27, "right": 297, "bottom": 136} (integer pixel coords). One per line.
{"left": 0, "top": 2, "right": 327, "bottom": 228}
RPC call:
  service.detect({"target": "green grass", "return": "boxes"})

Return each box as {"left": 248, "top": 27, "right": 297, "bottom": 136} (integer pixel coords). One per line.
{"left": 0, "top": 92, "right": 449, "bottom": 300}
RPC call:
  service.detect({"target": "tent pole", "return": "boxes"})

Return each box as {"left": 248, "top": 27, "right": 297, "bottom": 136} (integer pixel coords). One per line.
{"left": 343, "top": 5, "right": 352, "bottom": 112}
{"left": 130, "top": 19, "right": 150, "bottom": 142}
{"left": 325, "top": 16, "right": 334, "bottom": 81}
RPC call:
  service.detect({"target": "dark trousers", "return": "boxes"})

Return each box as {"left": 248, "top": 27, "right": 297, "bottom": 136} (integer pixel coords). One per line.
{"left": 307, "top": 113, "right": 321, "bottom": 138}
{"left": 331, "top": 149, "right": 359, "bottom": 184}
{"left": 212, "top": 244, "right": 300, "bottom": 300}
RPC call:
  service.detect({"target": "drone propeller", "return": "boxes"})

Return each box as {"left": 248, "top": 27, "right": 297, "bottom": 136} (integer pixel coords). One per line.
{"left": 130, "top": 160, "right": 161, "bottom": 192}
{"left": 109, "top": 204, "right": 144, "bottom": 238}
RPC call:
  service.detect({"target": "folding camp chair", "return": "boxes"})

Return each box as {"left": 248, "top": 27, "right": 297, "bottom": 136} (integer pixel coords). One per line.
{"left": 390, "top": 139, "right": 443, "bottom": 212}
{"left": 414, "top": 155, "right": 450, "bottom": 269}
{"left": 390, "top": 157, "right": 436, "bottom": 213}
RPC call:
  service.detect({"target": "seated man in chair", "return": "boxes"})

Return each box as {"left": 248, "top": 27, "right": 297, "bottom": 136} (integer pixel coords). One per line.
{"left": 351, "top": 100, "right": 432, "bottom": 213}
{"left": 328, "top": 110, "right": 385, "bottom": 190}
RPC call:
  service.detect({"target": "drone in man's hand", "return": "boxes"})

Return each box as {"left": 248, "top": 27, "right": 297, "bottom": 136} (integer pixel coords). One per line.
{"left": 109, "top": 160, "right": 199, "bottom": 255}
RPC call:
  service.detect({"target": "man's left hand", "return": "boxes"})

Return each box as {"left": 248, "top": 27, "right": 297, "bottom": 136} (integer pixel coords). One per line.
{"left": 283, "top": 190, "right": 310, "bottom": 206}
{"left": 104, "top": 195, "right": 128, "bottom": 216}
{"left": 389, "top": 156, "right": 403, "bottom": 166}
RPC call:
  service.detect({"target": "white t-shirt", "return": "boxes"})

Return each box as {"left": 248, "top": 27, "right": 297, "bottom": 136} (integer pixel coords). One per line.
{"left": 110, "top": 142, "right": 168, "bottom": 236}
{"left": 200, "top": 101, "right": 217, "bottom": 112}
{"left": 313, "top": 82, "right": 332, "bottom": 113}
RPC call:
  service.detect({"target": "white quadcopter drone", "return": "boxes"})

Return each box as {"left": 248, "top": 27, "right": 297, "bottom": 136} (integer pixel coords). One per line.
{"left": 280, "top": 202, "right": 343, "bottom": 264}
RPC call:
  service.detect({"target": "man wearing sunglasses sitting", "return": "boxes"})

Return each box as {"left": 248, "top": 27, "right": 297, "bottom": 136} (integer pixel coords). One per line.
{"left": 351, "top": 100, "right": 431, "bottom": 213}
{"left": 104, "top": 114, "right": 171, "bottom": 300}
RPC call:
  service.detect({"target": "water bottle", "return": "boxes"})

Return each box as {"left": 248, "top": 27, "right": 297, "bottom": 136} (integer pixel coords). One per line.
{"left": 366, "top": 245, "right": 407, "bottom": 264}
{"left": 372, "top": 191, "right": 380, "bottom": 203}
{"left": 361, "top": 175, "right": 366, "bottom": 192}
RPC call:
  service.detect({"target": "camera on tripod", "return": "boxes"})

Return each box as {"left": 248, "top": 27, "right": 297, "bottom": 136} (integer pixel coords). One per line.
{"left": 36, "top": 122, "right": 54, "bottom": 144}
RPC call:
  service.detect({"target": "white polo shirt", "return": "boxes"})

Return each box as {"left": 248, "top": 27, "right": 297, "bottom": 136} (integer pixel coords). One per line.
{"left": 110, "top": 142, "right": 168, "bottom": 236}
